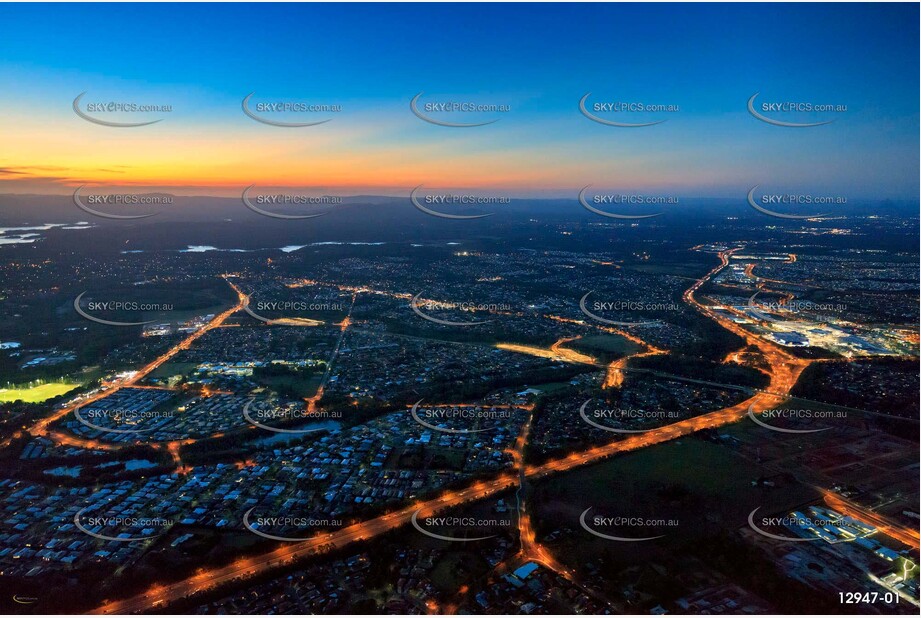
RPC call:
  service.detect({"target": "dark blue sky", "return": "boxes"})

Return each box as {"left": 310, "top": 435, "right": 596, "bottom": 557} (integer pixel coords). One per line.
{"left": 0, "top": 3, "right": 917, "bottom": 198}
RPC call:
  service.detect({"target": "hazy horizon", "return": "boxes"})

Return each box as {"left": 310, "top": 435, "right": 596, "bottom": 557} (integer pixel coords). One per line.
{"left": 1, "top": 3, "right": 918, "bottom": 201}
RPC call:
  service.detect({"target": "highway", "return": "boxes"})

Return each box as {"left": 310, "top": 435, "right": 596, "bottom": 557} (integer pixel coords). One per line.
{"left": 96, "top": 390, "right": 788, "bottom": 614}
{"left": 11, "top": 277, "right": 246, "bottom": 456}
{"left": 94, "top": 476, "right": 520, "bottom": 614}
{"left": 823, "top": 491, "right": 920, "bottom": 549}
{"left": 93, "top": 250, "right": 811, "bottom": 614}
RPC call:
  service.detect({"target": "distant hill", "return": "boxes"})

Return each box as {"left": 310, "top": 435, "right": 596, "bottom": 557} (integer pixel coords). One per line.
{"left": 2, "top": 192, "right": 915, "bottom": 229}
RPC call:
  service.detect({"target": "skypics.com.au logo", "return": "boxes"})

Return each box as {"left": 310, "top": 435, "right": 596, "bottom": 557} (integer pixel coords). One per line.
{"left": 241, "top": 185, "right": 342, "bottom": 219}
{"left": 579, "top": 507, "right": 676, "bottom": 542}
{"left": 410, "top": 510, "right": 509, "bottom": 542}
{"left": 74, "top": 406, "right": 174, "bottom": 434}
{"left": 73, "top": 185, "right": 169, "bottom": 219}
{"left": 579, "top": 401, "right": 679, "bottom": 434}
{"left": 242, "top": 93, "right": 341, "bottom": 127}
{"left": 74, "top": 292, "right": 173, "bottom": 327}
{"left": 747, "top": 404, "right": 843, "bottom": 434}
{"left": 242, "top": 292, "right": 345, "bottom": 324}
{"left": 243, "top": 399, "right": 341, "bottom": 434}
{"left": 747, "top": 186, "right": 846, "bottom": 219}
{"left": 579, "top": 93, "right": 678, "bottom": 127}
{"left": 411, "top": 92, "right": 510, "bottom": 127}
{"left": 747, "top": 292, "right": 848, "bottom": 323}
{"left": 243, "top": 508, "right": 343, "bottom": 542}
{"left": 74, "top": 507, "right": 173, "bottom": 542}
{"left": 747, "top": 507, "right": 845, "bottom": 542}
{"left": 747, "top": 93, "right": 846, "bottom": 128}
{"left": 410, "top": 293, "right": 510, "bottom": 327}
{"left": 578, "top": 186, "right": 675, "bottom": 219}
{"left": 580, "top": 291, "right": 678, "bottom": 326}
{"left": 410, "top": 185, "right": 510, "bottom": 219}
{"left": 410, "top": 401, "right": 513, "bottom": 434}
{"left": 73, "top": 92, "right": 171, "bottom": 127}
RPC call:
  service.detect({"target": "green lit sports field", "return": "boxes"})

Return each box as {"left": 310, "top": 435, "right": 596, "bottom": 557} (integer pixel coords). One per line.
{"left": 0, "top": 382, "right": 79, "bottom": 403}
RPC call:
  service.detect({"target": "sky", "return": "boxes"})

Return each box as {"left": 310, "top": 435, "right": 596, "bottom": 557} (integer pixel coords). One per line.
{"left": 0, "top": 3, "right": 918, "bottom": 199}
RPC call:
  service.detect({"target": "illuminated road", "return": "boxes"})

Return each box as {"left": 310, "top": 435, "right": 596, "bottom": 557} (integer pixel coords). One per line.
{"left": 823, "top": 491, "right": 920, "bottom": 549}
{"left": 97, "top": 392, "right": 789, "bottom": 614}
{"left": 603, "top": 345, "right": 664, "bottom": 389}
{"left": 682, "top": 248, "right": 812, "bottom": 397}
{"left": 538, "top": 313, "right": 668, "bottom": 389}
{"left": 304, "top": 292, "right": 356, "bottom": 412}
{"left": 495, "top": 339, "right": 598, "bottom": 365}
{"left": 93, "top": 251, "right": 811, "bottom": 614}
{"left": 510, "top": 409, "right": 615, "bottom": 609}
{"left": 95, "top": 476, "right": 521, "bottom": 614}
{"left": 12, "top": 277, "right": 246, "bottom": 454}
{"left": 511, "top": 408, "right": 567, "bottom": 574}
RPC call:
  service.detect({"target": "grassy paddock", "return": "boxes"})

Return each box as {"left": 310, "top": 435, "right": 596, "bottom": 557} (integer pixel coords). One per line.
{"left": 0, "top": 382, "right": 80, "bottom": 403}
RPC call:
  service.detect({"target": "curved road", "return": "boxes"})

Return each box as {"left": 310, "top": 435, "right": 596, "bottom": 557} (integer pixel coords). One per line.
{"left": 93, "top": 249, "right": 810, "bottom": 614}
